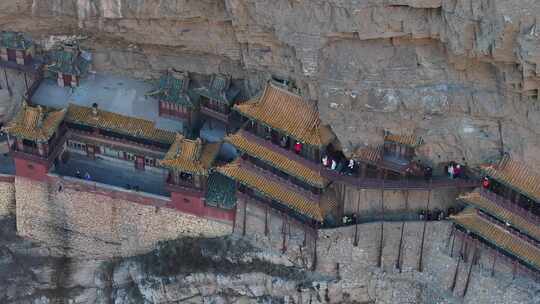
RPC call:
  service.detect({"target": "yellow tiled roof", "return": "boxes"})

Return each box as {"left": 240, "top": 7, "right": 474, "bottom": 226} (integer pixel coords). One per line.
{"left": 481, "top": 155, "right": 540, "bottom": 201}
{"left": 459, "top": 190, "right": 540, "bottom": 241}
{"left": 451, "top": 208, "right": 540, "bottom": 270}
{"left": 217, "top": 160, "right": 324, "bottom": 222}
{"left": 3, "top": 103, "right": 65, "bottom": 142}
{"left": 159, "top": 134, "right": 221, "bottom": 175}
{"left": 234, "top": 83, "right": 334, "bottom": 146}
{"left": 65, "top": 104, "right": 176, "bottom": 144}
{"left": 384, "top": 132, "right": 424, "bottom": 148}
{"left": 352, "top": 145, "right": 383, "bottom": 163}
{"left": 225, "top": 131, "right": 328, "bottom": 188}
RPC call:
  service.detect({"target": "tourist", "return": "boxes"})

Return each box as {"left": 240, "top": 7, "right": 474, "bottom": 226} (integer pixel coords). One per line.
{"left": 331, "top": 159, "right": 337, "bottom": 170}
{"left": 280, "top": 136, "right": 288, "bottom": 148}
{"left": 84, "top": 172, "right": 91, "bottom": 181}
{"left": 482, "top": 177, "right": 490, "bottom": 189}
{"left": 454, "top": 164, "right": 462, "bottom": 178}
{"left": 322, "top": 155, "right": 329, "bottom": 167}
{"left": 448, "top": 164, "right": 454, "bottom": 179}
{"left": 294, "top": 141, "right": 302, "bottom": 154}
{"left": 424, "top": 166, "right": 432, "bottom": 181}
{"left": 75, "top": 169, "right": 81, "bottom": 178}
{"left": 347, "top": 159, "right": 355, "bottom": 174}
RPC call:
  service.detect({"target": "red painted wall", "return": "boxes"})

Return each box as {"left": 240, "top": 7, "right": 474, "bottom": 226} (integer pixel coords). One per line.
{"left": 14, "top": 157, "right": 49, "bottom": 181}
{"left": 169, "top": 190, "right": 235, "bottom": 223}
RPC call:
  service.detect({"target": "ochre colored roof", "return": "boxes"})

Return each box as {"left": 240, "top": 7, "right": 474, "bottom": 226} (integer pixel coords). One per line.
{"left": 225, "top": 131, "right": 328, "bottom": 188}
{"left": 384, "top": 132, "right": 424, "bottom": 148}
{"left": 159, "top": 134, "right": 221, "bottom": 175}
{"left": 481, "top": 155, "right": 540, "bottom": 202}
{"left": 352, "top": 145, "right": 383, "bottom": 164}
{"left": 3, "top": 103, "right": 65, "bottom": 142}
{"left": 451, "top": 209, "right": 540, "bottom": 270}
{"left": 65, "top": 104, "right": 176, "bottom": 144}
{"left": 217, "top": 160, "right": 324, "bottom": 222}
{"left": 234, "top": 83, "right": 334, "bottom": 146}
{"left": 459, "top": 190, "right": 540, "bottom": 241}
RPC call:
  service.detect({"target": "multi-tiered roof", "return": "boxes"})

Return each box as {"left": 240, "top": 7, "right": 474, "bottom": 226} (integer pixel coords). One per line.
{"left": 233, "top": 82, "right": 335, "bottom": 147}
{"left": 148, "top": 70, "right": 198, "bottom": 109}
{"left": 452, "top": 156, "right": 540, "bottom": 271}
{"left": 195, "top": 74, "right": 240, "bottom": 106}
{"left": 46, "top": 43, "right": 90, "bottom": 77}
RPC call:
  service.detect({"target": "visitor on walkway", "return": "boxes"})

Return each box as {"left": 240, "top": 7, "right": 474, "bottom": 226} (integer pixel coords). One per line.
{"left": 482, "top": 177, "right": 490, "bottom": 190}
{"left": 448, "top": 164, "right": 454, "bottom": 179}
{"left": 84, "top": 172, "right": 91, "bottom": 181}
{"left": 75, "top": 169, "right": 81, "bottom": 179}
{"left": 454, "top": 164, "right": 462, "bottom": 178}
{"left": 347, "top": 159, "right": 355, "bottom": 175}
{"left": 424, "top": 166, "right": 432, "bottom": 181}
{"left": 331, "top": 159, "right": 337, "bottom": 170}
{"left": 322, "top": 155, "right": 329, "bottom": 167}
{"left": 294, "top": 141, "right": 302, "bottom": 154}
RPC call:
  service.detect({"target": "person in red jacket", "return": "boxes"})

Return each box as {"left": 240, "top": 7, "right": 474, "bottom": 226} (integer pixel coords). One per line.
{"left": 294, "top": 141, "right": 302, "bottom": 154}
{"left": 482, "top": 177, "right": 490, "bottom": 189}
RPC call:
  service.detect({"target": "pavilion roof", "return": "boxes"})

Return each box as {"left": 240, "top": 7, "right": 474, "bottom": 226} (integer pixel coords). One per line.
{"left": 384, "top": 132, "right": 424, "bottom": 148}
{"left": 65, "top": 104, "right": 176, "bottom": 145}
{"left": 46, "top": 45, "right": 90, "bottom": 76}
{"left": 0, "top": 31, "right": 33, "bottom": 50}
{"left": 216, "top": 159, "right": 324, "bottom": 222}
{"left": 159, "top": 134, "right": 221, "bottom": 175}
{"left": 233, "top": 82, "right": 335, "bottom": 147}
{"left": 459, "top": 190, "right": 540, "bottom": 241}
{"left": 480, "top": 155, "right": 540, "bottom": 202}
{"left": 225, "top": 130, "right": 328, "bottom": 188}
{"left": 451, "top": 208, "right": 540, "bottom": 270}
{"left": 3, "top": 103, "right": 65, "bottom": 142}
{"left": 194, "top": 74, "right": 240, "bottom": 105}
{"left": 148, "top": 70, "right": 198, "bottom": 107}
{"left": 352, "top": 145, "right": 383, "bottom": 164}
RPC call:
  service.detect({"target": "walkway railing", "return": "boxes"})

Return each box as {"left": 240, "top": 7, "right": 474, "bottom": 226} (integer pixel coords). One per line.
{"left": 0, "top": 59, "right": 42, "bottom": 74}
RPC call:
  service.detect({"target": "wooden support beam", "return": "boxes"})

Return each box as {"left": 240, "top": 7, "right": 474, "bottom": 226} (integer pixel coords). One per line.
{"left": 3, "top": 69, "right": 11, "bottom": 97}
{"left": 418, "top": 189, "right": 431, "bottom": 272}
{"left": 396, "top": 189, "right": 408, "bottom": 272}
{"left": 281, "top": 213, "right": 287, "bottom": 253}
{"left": 512, "top": 260, "right": 517, "bottom": 280}
{"left": 462, "top": 246, "right": 477, "bottom": 297}
{"left": 264, "top": 205, "right": 269, "bottom": 236}
{"left": 450, "top": 258, "right": 461, "bottom": 293}
{"left": 447, "top": 224, "right": 455, "bottom": 252}
{"left": 459, "top": 233, "right": 465, "bottom": 260}
{"left": 377, "top": 179, "right": 385, "bottom": 268}
{"left": 24, "top": 72, "right": 29, "bottom": 92}
{"left": 353, "top": 188, "right": 361, "bottom": 247}
{"left": 491, "top": 253, "right": 497, "bottom": 277}
{"left": 242, "top": 199, "right": 247, "bottom": 236}
{"left": 312, "top": 235, "right": 318, "bottom": 271}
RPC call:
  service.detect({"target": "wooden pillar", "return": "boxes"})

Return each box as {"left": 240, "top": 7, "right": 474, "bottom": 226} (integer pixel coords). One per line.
{"left": 396, "top": 189, "right": 408, "bottom": 272}
{"left": 491, "top": 252, "right": 497, "bottom": 277}
{"left": 264, "top": 205, "right": 269, "bottom": 236}
{"left": 378, "top": 179, "right": 384, "bottom": 268}
{"left": 312, "top": 234, "right": 318, "bottom": 271}
{"left": 281, "top": 213, "right": 287, "bottom": 253}
{"left": 450, "top": 228, "right": 456, "bottom": 257}
{"left": 462, "top": 246, "right": 477, "bottom": 297}
{"left": 242, "top": 199, "right": 247, "bottom": 236}
{"left": 353, "top": 188, "right": 360, "bottom": 247}
{"left": 418, "top": 189, "right": 431, "bottom": 272}
{"left": 450, "top": 258, "right": 460, "bottom": 292}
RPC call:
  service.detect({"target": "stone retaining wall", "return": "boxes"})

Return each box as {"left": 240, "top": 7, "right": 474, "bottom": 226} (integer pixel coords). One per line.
{"left": 15, "top": 176, "right": 233, "bottom": 258}
{"left": 0, "top": 175, "right": 15, "bottom": 216}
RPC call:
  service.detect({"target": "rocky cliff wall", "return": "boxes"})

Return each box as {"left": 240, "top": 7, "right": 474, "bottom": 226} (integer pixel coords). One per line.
{"left": 1, "top": 0, "right": 538, "bottom": 169}
{"left": 15, "top": 176, "right": 232, "bottom": 258}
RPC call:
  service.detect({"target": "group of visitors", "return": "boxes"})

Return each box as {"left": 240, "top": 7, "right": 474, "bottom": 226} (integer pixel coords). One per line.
{"left": 445, "top": 161, "right": 466, "bottom": 179}
{"left": 75, "top": 169, "right": 91, "bottom": 181}
{"left": 321, "top": 154, "right": 357, "bottom": 175}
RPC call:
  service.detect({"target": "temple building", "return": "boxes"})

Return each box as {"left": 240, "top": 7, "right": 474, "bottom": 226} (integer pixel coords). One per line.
{"left": 451, "top": 155, "right": 540, "bottom": 272}
{"left": 352, "top": 132, "right": 425, "bottom": 178}
{"left": 2, "top": 103, "right": 66, "bottom": 179}
{"left": 159, "top": 134, "right": 233, "bottom": 219}
{"left": 45, "top": 42, "right": 91, "bottom": 88}
{"left": 195, "top": 74, "right": 240, "bottom": 126}
{"left": 147, "top": 69, "right": 200, "bottom": 131}
{"left": 0, "top": 31, "right": 34, "bottom": 66}
{"left": 217, "top": 81, "right": 339, "bottom": 227}
{"left": 64, "top": 103, "right": 175, "bottom": 171}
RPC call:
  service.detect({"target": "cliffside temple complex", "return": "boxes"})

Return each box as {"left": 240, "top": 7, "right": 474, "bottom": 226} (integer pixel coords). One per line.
{"left": 450, "top": 155, "right": 540, "bottom": 275}
{"left": 0, "top": 31, "right": 539, "bottom": 281}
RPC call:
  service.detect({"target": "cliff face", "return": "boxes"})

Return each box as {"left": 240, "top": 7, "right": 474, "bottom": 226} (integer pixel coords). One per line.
{"left": 1, "top": 0, "right": 538, "bottom": 169}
